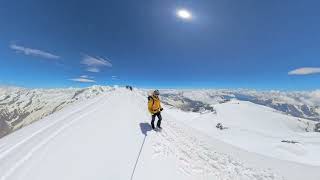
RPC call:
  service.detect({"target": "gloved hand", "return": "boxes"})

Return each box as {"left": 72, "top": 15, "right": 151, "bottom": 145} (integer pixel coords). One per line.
{"left": 160, "top": 108, "right": 163, "bottom": 111}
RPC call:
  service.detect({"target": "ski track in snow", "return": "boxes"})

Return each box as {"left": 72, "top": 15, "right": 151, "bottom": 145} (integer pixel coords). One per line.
{"left": 152, "top": 117, "right": 284, "bottom": 180}
{"left": 0, "top": 94, "right": 106, "bottom": 159}
{"left": 0, "top": 144, "right": 5, "bottom": 153}
{"left": 0, "top": 94, "right": 110, "bottom": 180}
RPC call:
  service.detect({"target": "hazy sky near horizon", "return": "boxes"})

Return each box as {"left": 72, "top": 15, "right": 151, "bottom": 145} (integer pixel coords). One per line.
{"left": 0, "top": 0, "right": 320, "bottom": 90}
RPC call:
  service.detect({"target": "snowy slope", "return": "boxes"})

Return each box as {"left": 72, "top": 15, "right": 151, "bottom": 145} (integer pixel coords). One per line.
{"left": 173, "top": 100, "right": 320, "bottom": 166}
{"left": 2, "top": 86, "right": 319, "bottom": 139}
{"left": 160, "top": 89, "right": 320, "bottom": 121}
{"left": 0, "top": 88, "right": 319, "bottom": 180}
{"left": 0, "top": 86, "right": 113, "bottom": 138}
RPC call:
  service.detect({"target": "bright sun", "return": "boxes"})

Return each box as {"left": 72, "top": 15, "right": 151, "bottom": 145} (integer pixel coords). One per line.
{"left": 177, "top": 9, "right": 192, "bottom": 20}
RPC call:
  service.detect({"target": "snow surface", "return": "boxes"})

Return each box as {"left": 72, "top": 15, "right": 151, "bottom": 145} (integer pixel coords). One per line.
{"left": 0, "top": 88, "right": 319, "bottom": 180}
{"left": 0, "top": 86, "right": 113, "bottom": 137}
{"left": 170, "top": 100, "right": 320, "bottom": 165}
{"left": 2, "top": 86, "right": 319, "bottom": 139}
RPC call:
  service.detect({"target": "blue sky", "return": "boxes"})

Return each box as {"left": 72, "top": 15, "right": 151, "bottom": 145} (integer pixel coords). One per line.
{"left": 0, "top": 0, "right": 320, "bottom": 90}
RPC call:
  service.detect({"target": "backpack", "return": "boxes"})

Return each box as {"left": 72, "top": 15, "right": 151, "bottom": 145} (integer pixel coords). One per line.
{"left": 148, "top": 96, "right": 155, "bottom": 106}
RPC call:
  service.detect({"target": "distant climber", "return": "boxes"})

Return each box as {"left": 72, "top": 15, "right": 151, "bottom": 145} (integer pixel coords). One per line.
{"left": 216, "top": 123, "right": 228, "bottom": 130}
{"left": 126, "top": 85, "right": 133, "bottom": 91}
{"left": 148, "top": 90, "right": 163, "bottom": 130}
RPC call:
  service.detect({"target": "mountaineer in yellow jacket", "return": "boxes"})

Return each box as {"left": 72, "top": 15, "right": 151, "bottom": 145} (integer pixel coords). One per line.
{"left": 148, "top": 90, "right": 163, "bottom": 129}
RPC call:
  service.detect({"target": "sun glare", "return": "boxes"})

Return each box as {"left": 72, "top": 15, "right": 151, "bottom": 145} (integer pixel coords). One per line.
{"left": 177, "top": 9, "right": 192, "bottom": 20}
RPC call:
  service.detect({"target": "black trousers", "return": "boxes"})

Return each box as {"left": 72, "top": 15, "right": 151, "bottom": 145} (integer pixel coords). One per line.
{"left": 151, "top": 112, "right": 162, "bottom": 128}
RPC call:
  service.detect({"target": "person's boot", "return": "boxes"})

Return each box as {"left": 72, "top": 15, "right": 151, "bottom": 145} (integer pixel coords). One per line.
{"left": 157, "top": 120, "right": 162, "bottom": 129}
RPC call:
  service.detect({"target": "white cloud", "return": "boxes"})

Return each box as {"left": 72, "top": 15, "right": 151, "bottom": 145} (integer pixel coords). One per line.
{"left": 10, "top": 43, "right": 60, "bottom": 60}
{"left": 86, "top": 67, "right": 100, "bottom": 73}
{"left": 81, "top": 55, "right": 112, "bottom": 67}
{"left": 80, "top": 75, "right": 94, "bottom": 79}
{"left": 80, "top": 75, "right": 89, "bottom": 78}
{"left": 111, "top": 75, "right": 119, "bottom": 80}
{"left": 69, "top": 78, "right": 96, "bottom": 83}
{"left": 288, "top": 67, "right": 320, "bottom": 75}
{"left": 81, "top": 54, "right": 112, "bottom": 73}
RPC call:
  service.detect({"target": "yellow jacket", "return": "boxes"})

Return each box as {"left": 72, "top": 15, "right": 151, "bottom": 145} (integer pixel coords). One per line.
{"left": 148, "top": 95, "right": 162, "bottom": 114}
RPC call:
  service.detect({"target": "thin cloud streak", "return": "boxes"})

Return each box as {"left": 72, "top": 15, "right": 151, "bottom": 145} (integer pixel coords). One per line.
{"left": 80, "top": 75, "right": 94, "bottom": 79}
{"left": 10, "top": 43, "right": 60, "bottom": 59}
{"left": 86, "top": 67, "right": 100, "bottom": 73}
{"left": 111, "top": 75, "right": 119, "bottom": 80}
{"left": 69, "top": 78, "right": 96, "bottom": 83}
{"left": 288, "top": 67, "right": 320, "bottom": 75}
{"left": 81, "top": 55, "right": 112, "bottom": 67}
{"left": 80, "top": 75, "right": 89, "bottom": 78}
{"left": 81, "top": 54, "right": 112, "bottom": 73}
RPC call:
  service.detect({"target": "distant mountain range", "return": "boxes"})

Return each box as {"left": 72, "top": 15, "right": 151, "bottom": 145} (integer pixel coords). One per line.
{"left": 0, "top": 86, "right": 319, "bottom": 138}
{"left": 160, "top": 89, "right": 320, "bottom": 121}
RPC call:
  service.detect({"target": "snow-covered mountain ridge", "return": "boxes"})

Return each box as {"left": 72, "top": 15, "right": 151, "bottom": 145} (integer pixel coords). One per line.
{"left": 0, "top": 86, "right": 319, "bottom": 138}
{"left": 0, "top": 88, "right": 319, "bottom": 180}
{"left": 0, "top": 86, "right": 113, "bottom": 137}
{"left": 160, "top": 89, "right": 320, "bottom": 121}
